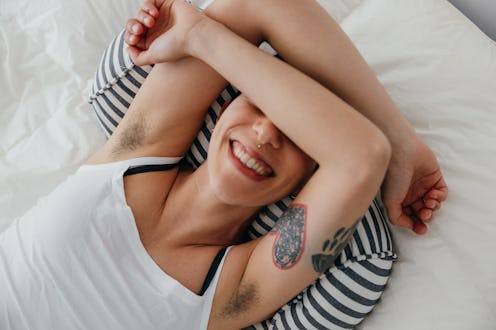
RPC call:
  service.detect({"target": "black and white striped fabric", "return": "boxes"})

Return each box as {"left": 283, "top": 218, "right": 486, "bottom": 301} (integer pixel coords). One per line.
{"left": 88, "top": 29, "right": 397, "bottom": 330}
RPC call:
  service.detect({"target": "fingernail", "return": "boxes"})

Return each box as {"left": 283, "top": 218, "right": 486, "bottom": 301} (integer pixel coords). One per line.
{"left": 144, "top": 17, "right": 152, "bottom": 25}
{"left": 132, "top": 24, "right": 139, "bottom": 33}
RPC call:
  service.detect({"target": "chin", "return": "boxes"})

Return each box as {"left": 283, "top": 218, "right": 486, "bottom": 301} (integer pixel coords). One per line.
{"left": 208, "top": 177, "right": 264, "bottom": 209}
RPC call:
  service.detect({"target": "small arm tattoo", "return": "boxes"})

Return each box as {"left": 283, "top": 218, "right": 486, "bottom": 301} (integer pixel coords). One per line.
{"left": 311, "top": 221, "right": 358, "bottom": 273}
{"left": 270, "top": 204, "right": 307, "bottom": 270}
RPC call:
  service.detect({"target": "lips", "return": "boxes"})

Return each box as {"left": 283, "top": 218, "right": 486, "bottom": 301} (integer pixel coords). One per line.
{"left": 229, "top": 140, "right": 274, "bottom": 179}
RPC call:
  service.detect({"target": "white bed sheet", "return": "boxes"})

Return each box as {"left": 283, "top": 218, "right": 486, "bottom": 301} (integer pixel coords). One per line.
{"left": 1, "top": 0, "right": 495, "bottom": 329}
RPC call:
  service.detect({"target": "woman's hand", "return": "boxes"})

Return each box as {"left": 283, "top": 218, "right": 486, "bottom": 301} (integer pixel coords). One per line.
{"left": 125, "top": 0, "right": 206, "bottom": 65}
{"left": 381, "top": 137, "right": 448, "bottom": 235}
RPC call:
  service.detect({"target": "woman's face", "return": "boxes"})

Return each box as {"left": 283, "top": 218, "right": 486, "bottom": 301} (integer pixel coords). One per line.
{"left": 207, "top": 94, "right": 315, "bottom": 207}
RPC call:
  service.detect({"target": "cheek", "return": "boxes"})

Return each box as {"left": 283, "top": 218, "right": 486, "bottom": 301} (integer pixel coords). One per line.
{"left": 283, "top": 150, "right": 313, "bottom": 188}
{"left": 208, "top": 119, "right": 229, "bottom": 159}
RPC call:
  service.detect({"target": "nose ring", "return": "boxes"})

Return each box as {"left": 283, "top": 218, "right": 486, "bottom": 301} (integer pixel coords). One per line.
{"left": 257, "top": 144, "right": 262, "bottom": 149}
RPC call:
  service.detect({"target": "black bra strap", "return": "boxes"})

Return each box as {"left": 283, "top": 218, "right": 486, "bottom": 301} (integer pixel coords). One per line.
{"left": 123, "top": 163, "right": 179, "bottom": 176}
{"left": 199, "top": 247, "right": 228, "bottom": 296}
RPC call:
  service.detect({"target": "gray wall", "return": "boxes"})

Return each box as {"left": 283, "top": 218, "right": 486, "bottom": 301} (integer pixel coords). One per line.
{"left": 448, "top": 0, "right": 496, "bottom": 41}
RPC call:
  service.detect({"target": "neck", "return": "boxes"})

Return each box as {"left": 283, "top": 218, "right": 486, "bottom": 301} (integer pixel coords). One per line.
{"left": 161, "top": 163, "right": 259, "bottom": 247}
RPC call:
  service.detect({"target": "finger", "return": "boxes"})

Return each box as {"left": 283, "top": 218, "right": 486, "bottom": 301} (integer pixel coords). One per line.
{"left": 390, "top": 205, "right": 415, "bottom": 230}
{"left": 127, "top": 46, "right": 146, "bottom": 66}
{"left": 424, "top": 198, "right": 440, "bottom": 211}
{"left": 412, "top": 218, "right": 428, "bottom": 235}
{"left": 126, "top": 18, "right": 145, "bottom": 35}
{"left": 142, "top": 0, "right": 160, "bottom": 18}
{"left": 409, "top": 199, "right": 434, "bottom": 222}
{"left": 426, "top": 177, "right": 448, "bottom": 202}
{"left": 403, "top": 208, "right": 428, "bottom": 234}
{"left": 125, "top": 20, "right": 145, "bottom": 46}
{"left": 427, "top": 187, "right": 448, "bottom": 202}
{"left": 418, "top": 208, "right": 433, "bottom": 222}
{"left": 130, "top": 34, "right": 141, "bottom": 45}
{"left": 384, "top": 200, "right": 409, "bottom": 227}
{"left": 127, "top": 46, "right": 153, "bottom": 67}
{"left": 137, "top": 8, "right": 156, "bottom": 28}
{"left": 125, "top": 31, "right": 143, "bottom": 47}
{"left": 410, "top": 199, "right": 424, "bottom": 214}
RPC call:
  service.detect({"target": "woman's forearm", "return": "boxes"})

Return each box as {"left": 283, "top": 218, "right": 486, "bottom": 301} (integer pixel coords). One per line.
{"left": 187, "top": 18, "right": 388, "bottom": 168}
{"left": 250, "top": 0, "right": 418, "bottom": 152}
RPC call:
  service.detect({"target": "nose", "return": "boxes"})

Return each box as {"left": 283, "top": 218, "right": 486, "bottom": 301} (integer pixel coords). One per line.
{"left": 252, "top": 117, "right": 282, "bottom": 149}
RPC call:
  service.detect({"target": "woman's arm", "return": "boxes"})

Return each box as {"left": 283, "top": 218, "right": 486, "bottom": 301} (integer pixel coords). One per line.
{"left": 245, "top": 0, "right": 448, "bottom": 234}
{"left": 185, "top": 16, "right": 391, "bottom": 328}
{"left": 87, "top": 48, "right": 228, "bottom": 164}
{"left": 125, "top": 0, "right": 387, "bottom": 172}
{"left": 187, "top": 19, "right": 388, "bottom": 169}
{"left": 87, "top": 0, "right": 266, "bottom": 164}
{"left": 125, "top": 0, "right": 447, "bottom": 233}
{"left": 127, "top": 1, "right": 390, "bottom": 326}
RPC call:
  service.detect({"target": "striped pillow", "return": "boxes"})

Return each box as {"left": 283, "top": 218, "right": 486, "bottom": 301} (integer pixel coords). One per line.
{"left": 89, "top": 29, "right": 397, "bottom": 329}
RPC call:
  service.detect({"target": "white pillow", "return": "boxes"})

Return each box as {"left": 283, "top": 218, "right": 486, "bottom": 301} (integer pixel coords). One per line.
{"left": 339, "top": 1, "right": 496, "bottom": 329}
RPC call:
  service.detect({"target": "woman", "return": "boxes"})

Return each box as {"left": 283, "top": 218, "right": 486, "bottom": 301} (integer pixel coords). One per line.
{"left": 0, "top": 0, "right": 447, "bottom": 329}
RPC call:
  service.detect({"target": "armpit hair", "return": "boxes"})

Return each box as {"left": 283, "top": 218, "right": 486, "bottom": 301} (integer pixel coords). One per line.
{"left": 112, "top": 109, "right": 149, "bottom": 155}
{"left": 220, "top": 281, "right": 260, "bottom": 318}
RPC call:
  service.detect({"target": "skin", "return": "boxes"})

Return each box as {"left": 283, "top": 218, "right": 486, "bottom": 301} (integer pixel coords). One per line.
{"left": 87, "top": 0, "right": 448, "bottom": 328}
{"left": 206, "top": 95, "right": 316, "bottom": 207}
{"left": 128, "top": 0, "right": 448, "bottom": 236}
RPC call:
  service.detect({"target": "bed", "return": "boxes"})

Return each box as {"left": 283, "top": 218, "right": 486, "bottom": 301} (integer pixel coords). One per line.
{"left": 1, "top": 0, "right": 495, "bottom": 329}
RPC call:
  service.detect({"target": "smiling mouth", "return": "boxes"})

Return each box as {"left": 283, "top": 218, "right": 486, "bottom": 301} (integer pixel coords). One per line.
{"left": 230, "top": 140, "right": 274, "bottom": 177}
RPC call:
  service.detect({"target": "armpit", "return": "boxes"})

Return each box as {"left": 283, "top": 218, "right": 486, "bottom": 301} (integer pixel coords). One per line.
{"left": 112, "top": 109, "right": 149, "bottom": 155}
{"left": 220, "top": 280, "right": 260, "bottom": 318}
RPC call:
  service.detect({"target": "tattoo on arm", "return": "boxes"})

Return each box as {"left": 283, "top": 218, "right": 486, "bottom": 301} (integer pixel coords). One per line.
{"left": 270, "top": 204, "right": 307, "bottom": 270}
{"left": 311, "top": 221, "right": 359, "bottom": 273}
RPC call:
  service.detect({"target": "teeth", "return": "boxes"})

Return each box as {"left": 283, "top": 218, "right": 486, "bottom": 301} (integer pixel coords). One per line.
{"left": 233, "top": 143, "right": 272, "bottom": 176}
{"left": 246, "top": 159, "right": 255, "bottom": 168}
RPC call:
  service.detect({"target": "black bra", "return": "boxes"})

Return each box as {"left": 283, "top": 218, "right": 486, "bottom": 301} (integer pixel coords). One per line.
{"left": 199, "top": 247, "right": 228, "bottom": 296}
{"left": 124, "top": 163, "right": 179, "bottom": 176}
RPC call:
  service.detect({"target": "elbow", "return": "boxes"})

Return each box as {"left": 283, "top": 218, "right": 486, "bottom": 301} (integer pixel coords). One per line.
{"left": 354, "top": 128, "right": 391, "bottom": 187}
{"left": 314, "top": 113, "right": 392, "bottom": 188}
{"left": 329, "top": 127, "right": 391, "bottom": 187}
{"left": 369, "top": 129, "right": 391, "bottom": 175}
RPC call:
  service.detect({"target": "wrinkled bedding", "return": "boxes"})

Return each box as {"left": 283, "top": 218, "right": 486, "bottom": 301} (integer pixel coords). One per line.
{"left": 1, "top": 0, "right": 495, "bottom": 328}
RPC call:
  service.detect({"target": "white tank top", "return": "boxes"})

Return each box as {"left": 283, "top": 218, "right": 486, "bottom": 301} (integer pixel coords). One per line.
{"left": 0, "top": 157, "right": 230, "bottom": 330}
